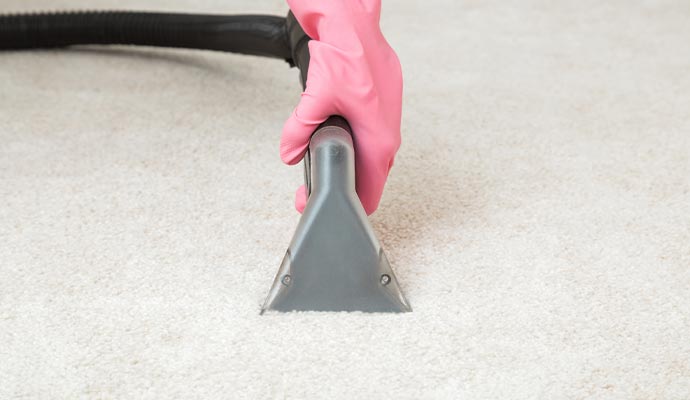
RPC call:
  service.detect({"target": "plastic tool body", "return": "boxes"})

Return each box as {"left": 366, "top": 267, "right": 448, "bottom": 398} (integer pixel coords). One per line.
{"left": 261, "top": 117, "right": 410, "bottom": 312}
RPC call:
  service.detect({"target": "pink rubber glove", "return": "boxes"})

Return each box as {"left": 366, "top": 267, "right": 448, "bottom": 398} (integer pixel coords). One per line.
{"left": 280, "top": 0, "right": 403, "bottom": 215}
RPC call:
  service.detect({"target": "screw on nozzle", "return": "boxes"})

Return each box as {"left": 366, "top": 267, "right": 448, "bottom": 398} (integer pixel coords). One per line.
{"left": 380, "top": 274, "right": 391, "bottom": 286}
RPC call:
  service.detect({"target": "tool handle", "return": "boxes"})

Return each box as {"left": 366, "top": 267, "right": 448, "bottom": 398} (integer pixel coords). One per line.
{"left": 286, "top": 11, "right": 311, "bottom": 89}
{"left": 303, "top": 116, "right": 353, "bottom": 195}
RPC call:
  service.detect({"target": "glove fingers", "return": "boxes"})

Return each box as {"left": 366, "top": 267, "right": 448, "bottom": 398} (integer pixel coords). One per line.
{"left": 280, "top": 86, "right": 333, "bottom": 165}
{"left": 294, "top": 184, "right": 308, "bottom": 213}
{"left": 354, "top": 142, "right": 398, "bottom": 215}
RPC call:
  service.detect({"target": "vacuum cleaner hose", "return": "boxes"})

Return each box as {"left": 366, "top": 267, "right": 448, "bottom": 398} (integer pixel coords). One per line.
{"left": 0, "top": 9, "right": 350, "bottom": 134}
{"left": 0, "top": 11, "right": 292, "bottom": 60}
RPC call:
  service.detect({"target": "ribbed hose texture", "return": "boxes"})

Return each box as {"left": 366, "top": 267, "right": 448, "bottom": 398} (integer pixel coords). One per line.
{"left": 0, "top": 11, "right": 292, "bottom": 59}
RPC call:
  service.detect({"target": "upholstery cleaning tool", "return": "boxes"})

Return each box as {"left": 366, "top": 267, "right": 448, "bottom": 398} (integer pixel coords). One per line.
{"left": 260, "top": 116, "right": 410, "bottom": 312}
{"left": 0, "top": 10, "right": 410, "bottom": 313}
{"left": 262, "top": 15, "right": 410, "bottom": 312}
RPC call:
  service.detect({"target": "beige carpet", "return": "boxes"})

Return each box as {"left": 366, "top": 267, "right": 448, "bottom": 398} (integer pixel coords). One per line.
{"left": 1, "top": 0, "right": 689, "bottom": 398}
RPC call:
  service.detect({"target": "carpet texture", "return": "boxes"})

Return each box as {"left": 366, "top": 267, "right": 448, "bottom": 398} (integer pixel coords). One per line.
{"left": 1, "top": 0, "right": 689, "bottom": 398}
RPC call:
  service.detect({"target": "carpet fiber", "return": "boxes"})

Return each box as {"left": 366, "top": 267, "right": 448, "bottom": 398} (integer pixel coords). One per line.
{"left": 1, "top": 0, "right": 689, "bottom": 398}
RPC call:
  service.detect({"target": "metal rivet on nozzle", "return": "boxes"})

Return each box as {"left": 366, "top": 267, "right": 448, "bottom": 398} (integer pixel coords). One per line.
{"left": 281, "top": 275, "right": 292, "bottom": 286}
{"left": 380, "top": 274, "right": 391, "bottom": 286}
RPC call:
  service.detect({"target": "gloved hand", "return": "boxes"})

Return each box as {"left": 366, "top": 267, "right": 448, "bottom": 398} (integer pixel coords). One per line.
{"left": 280, "top": 0, "right": 403, "bottom": 215}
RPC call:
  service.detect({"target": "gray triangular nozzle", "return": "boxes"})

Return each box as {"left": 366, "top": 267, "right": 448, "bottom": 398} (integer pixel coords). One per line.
{"left": 262, "top": 117, "right": 411, "bottom": 313}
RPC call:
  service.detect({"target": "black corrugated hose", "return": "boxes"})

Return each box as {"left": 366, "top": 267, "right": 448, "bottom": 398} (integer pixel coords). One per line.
{"left": 0, "top": 11, "right": 292, "bottom": 60}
